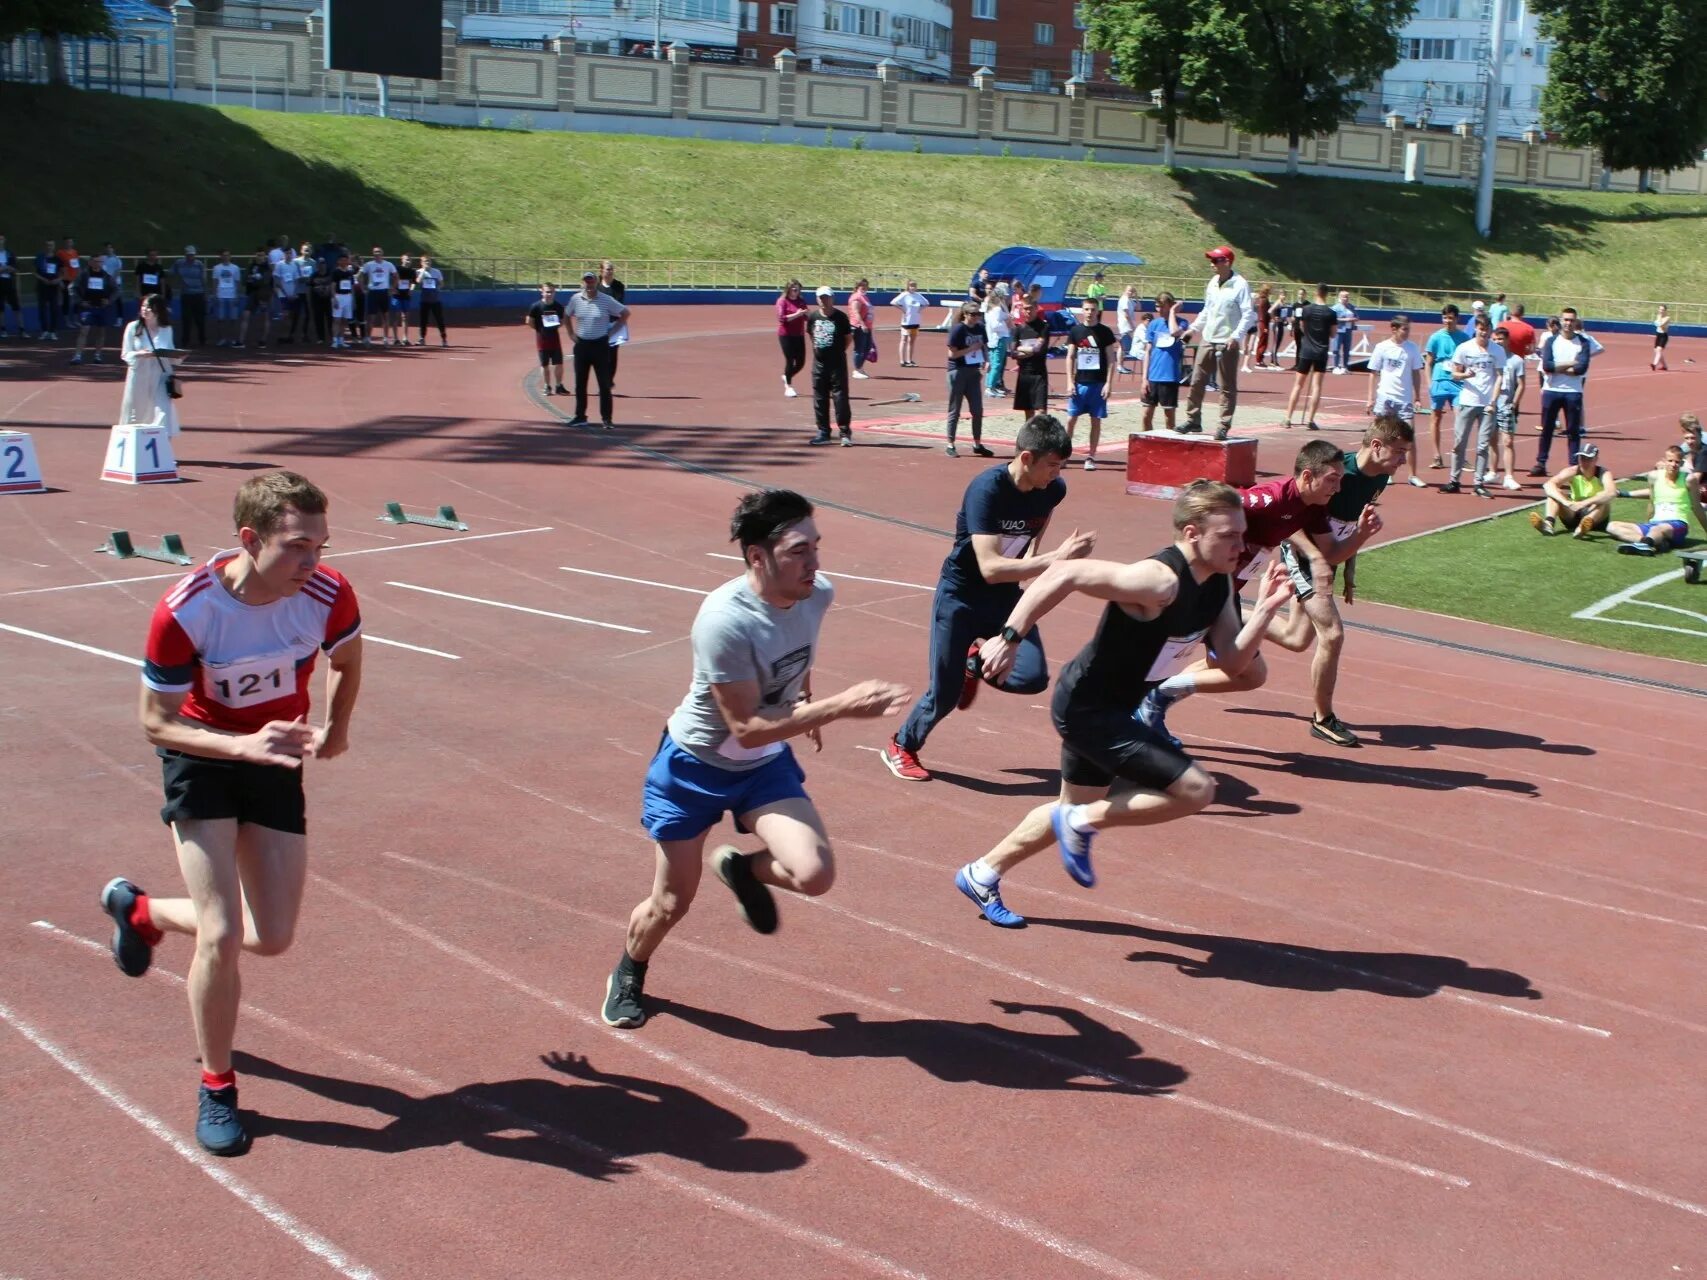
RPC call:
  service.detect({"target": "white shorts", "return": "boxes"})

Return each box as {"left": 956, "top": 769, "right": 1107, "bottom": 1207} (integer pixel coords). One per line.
{"left": 332, "top": 295, "right": 353, "bottom": 320}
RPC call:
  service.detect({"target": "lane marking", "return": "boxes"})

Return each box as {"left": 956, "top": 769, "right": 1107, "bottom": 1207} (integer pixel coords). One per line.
{"left": 0, "top": 621, "right": 142, "bottom": 666}
{"left": 559, "top": 566, "right": 708, "bottom": 595}
{"left": 0, "top": 527, "right": 556, "bottom": 598}
{"left": 384, "top": 582, "right": 648, "bottom": 634}
{"left": 317, "top": 877, "right": 1166, "bottom": 1280}
{"left": 31, "top": 924, "right": 928, "bottom": 1280}
{"left": 364, "top": 635, "right": 461, "bottom": 660}
{"left": 0, "top": 992, "right": 382, "bottom": 1280}
{"left": 1573, "top": 569, "right": 1686, "bottom": 620}
{"left": 706, "top": 552, "right": 932, "bottom": 591}
{"left": 383, "top": 851, "right": 1469, "bottom": 1186}
{"left": 1630, "top": 600, "right": 1707, "bottom": 627}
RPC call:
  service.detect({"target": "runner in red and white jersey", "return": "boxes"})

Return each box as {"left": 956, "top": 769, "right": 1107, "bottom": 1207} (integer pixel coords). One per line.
{"left": 99, "top": 470, "right": 363, "bottom": 1157}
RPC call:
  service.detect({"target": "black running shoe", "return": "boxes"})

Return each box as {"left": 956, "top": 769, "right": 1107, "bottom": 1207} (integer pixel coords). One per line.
{"left": 601, "top": 955, "right": 648, "bottom": 1028}
{"left": 566, "top": 415, "right": 589, "bottom": 426}
{"left": 714, "top": 846, "right": 778, "bottom": 934}
{"left": 196, "top": 1084, "right": 249, "bottom": 1156}
{"left": 971, "top": 443, "right": 995, "bottom": 457}
{"left": 99, "top": 877, "right": 153, "bottom": 977}
{"left": 1310, "top": 714, "right": 1360, "bottom": 748}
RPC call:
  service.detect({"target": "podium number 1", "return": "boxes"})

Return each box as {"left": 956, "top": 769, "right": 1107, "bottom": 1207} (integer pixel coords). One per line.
{"left": 144, "top": 437, "right": 160, "bottom": 468}
{"left": 3, "top": 445, "right": 22, "bottom": 480}
{"left": 113, "top": 436, "right": 160, "bottom": 469}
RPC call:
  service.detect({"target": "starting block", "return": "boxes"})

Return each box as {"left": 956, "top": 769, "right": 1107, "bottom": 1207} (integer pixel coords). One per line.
{"left": 380, "top": 501, "right": 467, "bottom": 531}
{"left": 1126, "top": 430, "right": 1258, "bottom": 499}
{"left": 1683, "top": 552, "right": 1705, "bottom": 585}
{"left": 97, "top": 529, "right": 193, "bottom": 565}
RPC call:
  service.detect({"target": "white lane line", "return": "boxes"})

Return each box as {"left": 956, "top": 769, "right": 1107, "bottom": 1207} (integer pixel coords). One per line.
{"left": 1631, "top": 600, "right": 1707, "bottom": 625}
{"left": 316, "top": 877, "right": 1164, "bottom": 1280}
{"left": 706, "top": 552, "right": 932, "bottom": 591}
{"left": 365, "top": 635, "right": 461, "bottom": 660}
{"left": 381, "top": 851, "right": 1469, "bottom": 1187}
{"left": 384, "top": 582, "right": 648, "bottom": 634}
{"left": 559, "top": 566, "right": 708, "bottom": 595}
{"left": 1572, "top": 569, "right": 1679, "bottom": 620}
{"left": 0, "top": 527, "right": 556, "bottom": 598}
{"left": 0, "top": 621, "right": 142, "bottom": 666}
{"left": 31, "top": 924, "right": 928, "bottom": 1280}
{"left": 808, "top": 897, "right": 1707, "bottom": 1222}
{"left": 0, "top": 991, "right": 382, "bottom": 1280}
{"left": 1585, "top": 615, "right": 1707, "bottom": 639}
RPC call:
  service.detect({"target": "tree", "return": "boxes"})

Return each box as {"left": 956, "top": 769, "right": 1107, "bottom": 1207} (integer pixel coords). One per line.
{"left": 1532, "top": 0, "right": 1707, "bottom": 192}
{"left": 0, "top": 0, "right": 114, "bottom": 86}
{"left": 1195, "top": 0, "right": 1415, "bottom": 176}
{"left": 1081, "top": 0, "right": 1219, "bottom": 169}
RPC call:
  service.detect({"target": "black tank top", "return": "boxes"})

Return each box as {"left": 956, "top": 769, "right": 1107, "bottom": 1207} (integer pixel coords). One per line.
{"left": 1053, "top": 544, "right": 1231, "bottom": 716}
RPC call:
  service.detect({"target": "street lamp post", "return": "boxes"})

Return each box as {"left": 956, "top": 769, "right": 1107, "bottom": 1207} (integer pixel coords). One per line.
{"left": 1475, "top": 0, "right": 1509, "bottom": 238}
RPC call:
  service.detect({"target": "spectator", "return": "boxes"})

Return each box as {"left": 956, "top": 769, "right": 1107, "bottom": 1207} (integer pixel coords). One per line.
{"left": 135, "top": 250, "right": 169, "bottom": 317}
{"left": 239, "top": 246, "right": 274, "bottom": 349}
{"left": 1608, "top": 444, "right": 1706, "bottom": 555}
{"left": 1500, "top": 303, "right": 1535, "bottom": 359}
{"left": 1330, "top": 289, "right": 1357, "bottom": 374}
{"left": 314, "top": 234, "right": 345, "bottom": 277}
{"left": 1363, "top": 314, "right": 1427, "bottom": 487}
{"left": 34, "top": 239, "right": 63, "bottom": 339}
{"left": 1489, "top": 325, "right": 1526, "bottom": 490}
{"left": 1114, "top": 283, "right": 1141, "bottom": 375}
{"left": 1441, "top": 314, "right": 1505, "bottom": 497}
{"left": 1421, "top": 304, "right": 1462, "bottom": 469}
{"left": 57, "top": 236, "right": 82, "bottom": 297}
{"left": 848, "top": 278, "right": 875, "bottom": 379}
{"left": 1284, "top": 283, "right": 1338, "bottom": 431}
{"left": 1652, "top": 304, "right": 1670, "bottom": 373}
{"left": 525, "top": 281, "right": 568, "bottom": 396}
{"left": 329, "top": 252, "right": 357, "bottom": 348}
{"left": 891, "top": 279, "right": 929, "bottom": 368}
{"left": 211, "top": 249, "right": 242, "bottom": 346}
{"left": 968, "top": 266, "right": 991, "bottom": 303}
{"left": 565, "top": 269, "right": 628, "bottom": 429}
{"left": 361, "top": 247, "right": 399, "bottom": 346}
{"left": 1182, "top": 245, "right": 1256, "bottom": 440}
{"left": 775, "top": 279, "right": 810, "bottom": 398}
{"left": 293, "top": 242, "right": 322, "bottom": 345}
{"left": 1008, "top": 292, "right": 1053, "bottom": 426}
{"left": 101, "top": 242, "right": 126, "bottom": 324}
{"left": 273, "top": 246, "right": 303, "bottom": 344}
{"left": 982, "top": 283, "right": 1011, "bottom": 396}
{"left": 943, "top": 300, "right": 990, "bottom": 457}
{"left": 69, "top": 256, "right": 118, "bottom": 364}
{"left": 1064, "top": 297, "right": 1117, "bottom": 470}
{"left": 806, "top": 284, "right": 853, "bottom": 446}
{"left": 1531, "top": 306, "right": 1603, "bottom": 475}
{"left": 0, "top": 234, "right": 21, "bottom": 337}
{"left": 1488, "top": 292, "right": 1510, "bottom": 325}
{"left": 1244, "top": 283, "right": 1272, "bottom": 373}
{"left": 1268, "top": 289, "right": 1293, "bottom": 369}
{"left": 118, "top": 293, "right": 180, "bottom": 438}
{"left": 169, "top": 245, "right": 208, "bottom": 347}
{"left": 597, "top": 259, "right": 626, "bottom": 387}
{"left": 1681, "top": 414, "right": 1705, "bottom": 476}
{"left": 1530, "top": 444, "right": 1613, "bottom": 539}
{"left": 1083, "top": 270, "right": 1108, "bottom": 308}
{"left": 416, "top": 253, "right": 447, "bottom": 346}
{"left": 393, "top": 254, "right": 417, "bottom": 343}
{"left": 1140, "top": 290, "right": 1188, "bottom": 434}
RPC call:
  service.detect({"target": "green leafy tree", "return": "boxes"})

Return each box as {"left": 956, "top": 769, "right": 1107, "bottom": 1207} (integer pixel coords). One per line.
{"left": 1532, "top": 0, "right": 1707, "bottom": 192}
{"left": 0, "top": 0, "right": 114, "bottom": 86}
{"left": 1196, "top": 0, "right": 1414, "bottom": 175}
{"left": 1082, "top": 0, "right": 1218, "bottom": 169}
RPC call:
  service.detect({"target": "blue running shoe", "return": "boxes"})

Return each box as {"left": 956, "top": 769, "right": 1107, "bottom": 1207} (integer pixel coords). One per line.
{"left": 1134, "top": 689, "right": 1183, "bottom": 750}
{"left": 196, "top": 1084, "right": 249, "bottom": 1156}
{"left": 1050, "top": 805, "right": 1097, "bottom": 888}
{"left": 955, "top": 866, "right": 1026, "bottom": 928}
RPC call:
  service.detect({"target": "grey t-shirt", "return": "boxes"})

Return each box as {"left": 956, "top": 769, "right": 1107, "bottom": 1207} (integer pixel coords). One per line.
{"left": 666, "top": 573, "right": 835, "bottom": 771}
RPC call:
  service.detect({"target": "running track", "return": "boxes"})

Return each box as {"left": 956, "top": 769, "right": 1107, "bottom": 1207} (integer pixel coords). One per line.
{"left": 1, "top": 313, "right": 1703, "bottom": 1279}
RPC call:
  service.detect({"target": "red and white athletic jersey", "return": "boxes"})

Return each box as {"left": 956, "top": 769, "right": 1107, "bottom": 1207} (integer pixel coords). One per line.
{"left": 1235, "top": 476, "right": 1331, "bottom": 580}
{"left": 143, "top": 550, "right": 361, "bottom": 733}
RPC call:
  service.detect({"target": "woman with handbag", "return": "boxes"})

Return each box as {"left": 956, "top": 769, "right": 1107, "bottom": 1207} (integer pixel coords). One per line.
{"left": 120, "top": 294, "right": 182, "bottom": 437}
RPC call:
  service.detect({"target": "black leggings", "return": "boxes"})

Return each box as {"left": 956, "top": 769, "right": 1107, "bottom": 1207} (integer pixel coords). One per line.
{"left": 780, "top": 333, "right": 806, "bottom": 381}
{"left": 418, "top": 298, "right": 445, "bottom": 339}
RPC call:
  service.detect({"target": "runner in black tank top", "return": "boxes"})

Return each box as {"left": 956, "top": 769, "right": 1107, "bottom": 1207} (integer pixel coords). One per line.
{"left": 949, "top": 482, "right": 1294, "bottom": 928}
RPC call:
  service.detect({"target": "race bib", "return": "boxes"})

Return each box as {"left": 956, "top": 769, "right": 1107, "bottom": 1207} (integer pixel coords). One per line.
{"left": 44, "top": 263, "right": 58, "bottom": 276}
{"left": 202, "top": 652, "right": 293, "bottom": 709}
{"left": 1145, "top": 630, "right": 1208, "bottom": 682}
{"left": 86, "top": 277, "right": 105, "bottom": 291}
{"left": 69, "top": 258, "right": 81, "bottom": 270}
{"left": 422, "top": 276, "right": 437, "bottom": 289}
{"left": 966, "top": 349, "right": 983, "bottom": 366}
{"left": 1236, "top": 547, "right": 1272, "bottom": 586}
{"left": 141, "top": 273, "right": 159, "bottom": 288}
{"left": 1327, "top": 516, "right": 1357, "bottom": 540}
{"left": 541, "top": 312, "right": 560, "bottom": 329}
{"left": 398, "top": 280, "right": 412, "bottom": 292}
{"left": 1154, "top": 334, "right": 1176, "bottom": 349}
{"left": 337, "top": 280, "right": 352, "bottom": 293}
{"left": 717, "top": 735, "right": 784, "bottom": 764}
{"left": 1076, "top": 347, "right": 1101, "bottom": 371}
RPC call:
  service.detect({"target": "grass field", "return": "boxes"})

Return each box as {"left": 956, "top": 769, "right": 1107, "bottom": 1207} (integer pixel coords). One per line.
{"left": 3, "top": 83, "right": 1707, "bottom": 309}
{"left": 1357, "top": 499, "right": 1707, "bottom": 665}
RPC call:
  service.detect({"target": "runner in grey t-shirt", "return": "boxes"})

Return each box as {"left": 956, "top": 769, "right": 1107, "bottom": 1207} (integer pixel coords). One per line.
{"left": 602, "top": 489, "right": 911, "bottom": 1031}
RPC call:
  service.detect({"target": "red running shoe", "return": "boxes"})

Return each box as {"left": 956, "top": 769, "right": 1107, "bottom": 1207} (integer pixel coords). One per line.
{"left": 881, "top": 735, "right": 931, "bottom": 782}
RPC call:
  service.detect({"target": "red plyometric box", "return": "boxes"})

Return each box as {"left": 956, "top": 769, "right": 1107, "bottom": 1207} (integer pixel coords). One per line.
{"left": 1126, "top": 431, "right": 1258, "bottom": 499}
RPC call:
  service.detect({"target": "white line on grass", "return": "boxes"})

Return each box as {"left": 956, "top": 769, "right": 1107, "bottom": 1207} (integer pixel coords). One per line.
{"left": 1571, "top": 569, "right": 1680, "bottom": 620}
{"left": 706, "top": 552, "right": 931, "bottom": 591}
{"left": 385, "top": 582, "right": 648, "bottom": 634}
{"left": 0, "top": 993, "right": 382, "bottom": 1280}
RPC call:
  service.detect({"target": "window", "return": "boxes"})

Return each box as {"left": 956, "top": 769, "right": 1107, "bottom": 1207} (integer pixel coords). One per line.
{"left": 771, "top": 1, "right": 795, "bottom": 33}
{"left": 1534, "top": 41, "right": 1549, "bottom": 66}
{"left": 1070, "top": 47, "right": 1094, "bottom": 79}
{"left": 1034, "top": 22, "right": 1054, "bottom": 44}
{"left": 740, "top": 0, "right": 757, "bottom": 31}
{"left": 1402, "top": 37, "right": 1456, "bottom": 61}
{"left": 893, "top": 16, "right": 948, "bottom": 53}
{"left": 1030, "top": 67, "right": 1052, "bottom": 91}
{"left": 1499, "top": 85, "right": 1512, "bottom": 108}
{"left": 826, "top": 2, "right": 882, "bottom": 37}
{"left": 1413, "top": 0, "right": 1459, "bottom": 15}
{"left": 1073, "top": 3, "right": 1085, "bottom": 28}
{"left": 969, "top": 37, "right": 996, "bottom": 67}
{"left": 971, "top": 0, "right": 996, "bottom": 19}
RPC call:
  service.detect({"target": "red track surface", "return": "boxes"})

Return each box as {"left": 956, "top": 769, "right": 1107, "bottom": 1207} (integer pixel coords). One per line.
{"left": 2, "top": 312, "right": 1703, "bottom": 1279}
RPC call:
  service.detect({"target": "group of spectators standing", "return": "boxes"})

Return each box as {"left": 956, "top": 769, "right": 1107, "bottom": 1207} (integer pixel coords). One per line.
{"left": 0, "top": 234, "right": 451, "bottom": 359}
{"left": 523, "top": 262, "right": 630, "bottom": 428}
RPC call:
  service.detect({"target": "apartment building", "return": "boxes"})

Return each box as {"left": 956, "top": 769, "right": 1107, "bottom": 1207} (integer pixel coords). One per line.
{"left": 948, "top": 0, "right": 1108, "bottom": 93}
{"left": 1371, "top": 0, "right": 1552, "bottom": 138}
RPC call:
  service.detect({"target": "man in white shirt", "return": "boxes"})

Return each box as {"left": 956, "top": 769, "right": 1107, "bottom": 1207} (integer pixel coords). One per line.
{"left": 1529, "top": 306, "right": 1604, "bottom": 476}
{"left": 1490, "top": 326, "right": 1527, "bottom": 490}
{"left": 1441, "top": 315, "right": 1506, "bottom": 497}
{"left": 211, "top": 250, "right": 243, "bottom": 347}
{"left": 1363, "top": 314, "right": 1426, "bottom": 488}
{"left": 360, "top": 248, "right": 400, "bottom": 346}
{"left": 271, "top": 252, "right": 300, "bottom": 344}
{"left": 1182, "top": 245, "right": 1257, "bottom": 441}
{"left": 891, "top": 280, "right": 929, "bottom": 368}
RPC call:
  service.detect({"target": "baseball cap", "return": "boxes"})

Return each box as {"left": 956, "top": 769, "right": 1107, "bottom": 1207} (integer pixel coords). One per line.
{"left": 184, "top": 244, "right": 196, "bottom": 253}
{"left": 1578, "top": 444, "right": 1599, "bottom": 460}
{"left": 815, "top": 285, "right": 834, "bottom": 297}
{"left": 1205, "top": 245, "right": 1235, "bottom": 263}
{"left": 581, "top": 269, "right": 598, "bottom": 281}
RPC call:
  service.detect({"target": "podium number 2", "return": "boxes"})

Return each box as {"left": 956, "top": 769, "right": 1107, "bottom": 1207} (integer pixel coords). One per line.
{"left": 2, "top": 445, "right": 22, "bottom": 480}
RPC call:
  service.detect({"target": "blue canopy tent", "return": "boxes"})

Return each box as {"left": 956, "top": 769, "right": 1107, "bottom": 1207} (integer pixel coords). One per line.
{"left": 975, "top": 247, "right": 1145, "bottom": 310}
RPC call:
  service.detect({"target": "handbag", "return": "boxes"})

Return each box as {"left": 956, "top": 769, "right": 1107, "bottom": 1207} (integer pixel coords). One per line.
{"left": 141, "top": 322, "right": 182, "bottom": 399}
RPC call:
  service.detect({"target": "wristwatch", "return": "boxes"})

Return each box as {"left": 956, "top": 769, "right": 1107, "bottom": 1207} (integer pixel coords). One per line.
{"left": 1000, "top": 625, "right": 1022, "bottom": 644}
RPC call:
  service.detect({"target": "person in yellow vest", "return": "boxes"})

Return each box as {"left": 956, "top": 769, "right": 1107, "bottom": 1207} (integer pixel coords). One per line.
{"left": 1529, "top": 444, "right": 1615, "bottom": 539}
{"left": 1607, "top": 444, "right": 1707, "bottom": 555}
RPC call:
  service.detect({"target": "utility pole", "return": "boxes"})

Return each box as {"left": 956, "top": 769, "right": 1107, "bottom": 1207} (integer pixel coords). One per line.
{"left": 1475, "top": 0, "right": 1509, "bottom": 238}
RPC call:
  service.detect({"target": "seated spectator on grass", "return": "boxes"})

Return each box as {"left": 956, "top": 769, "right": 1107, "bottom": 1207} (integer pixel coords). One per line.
{"left": 1608, "top": 445, "right": 1707, "bottom": 556}
{"left": 1680, "top": 414, "right": 1704, "bottom": 476}
{"left": 1530, "top": 444, "right": 1614, "bottom": 539}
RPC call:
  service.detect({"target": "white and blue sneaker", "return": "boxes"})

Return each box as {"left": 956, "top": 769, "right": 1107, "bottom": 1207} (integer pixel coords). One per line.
{"left": 1134, "top": 689, "right": 1183, "bottom": 750}
{"left": 955, "top": 865, "right": 1026, "bottom": 928}
{"left": 1050, "top": 806, "right": 1097, "bottom": 888}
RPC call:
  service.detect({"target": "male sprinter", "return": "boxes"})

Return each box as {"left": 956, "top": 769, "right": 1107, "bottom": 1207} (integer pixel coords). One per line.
{"left": 604, "top": 490, "right": 910, "bottom": 1028}
{"left": 100, "top": 471, "right": 362, "bottom": 1156}
{"left": 953, "top": 482, "right": 1293, "bottom": 925}
{"left": 882, "top": 414, "right": 1093, "bottom": 782}
{"left": 1609, "top": 444, "right": 1707, "bottom": 555}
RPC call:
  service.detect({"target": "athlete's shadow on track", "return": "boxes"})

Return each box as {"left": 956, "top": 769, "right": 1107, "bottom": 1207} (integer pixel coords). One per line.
{"left": 1026, "top": 920, "right": 1541, "bottom": 1000}
{"left": 656, "top": 998, "right": 1187, "bottom": 1095}
{"left": 1192, "top": 742, "right": 1540, "bottom": 795}
{"left": 232, "top": 1050, "right": 805, "bottom": 1179}
{"left": 1225, "top": 707, "right": 1593, "bottom": 756}
{"left": 929, "top": 766, "right": 1299, "bottom": 816}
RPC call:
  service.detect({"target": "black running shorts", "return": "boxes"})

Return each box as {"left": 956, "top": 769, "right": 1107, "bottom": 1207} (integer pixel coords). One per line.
{"left": 1294, "top": 353, "right": 1328, "bottom": 375}
{"left": 1054, "top": 704, "right": 1194, "bottom": 791}
{"left": 159, "top": 749, "right": 307, "bottom": 834}
{"left": 1141, "top": 381, "right": 1179, "bottom": 408}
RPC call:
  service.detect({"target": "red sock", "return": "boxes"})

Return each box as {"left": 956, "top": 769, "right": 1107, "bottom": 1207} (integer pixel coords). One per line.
{"left": 129, "top": 895, "right": 164, "bottom": 946}
{"left": 202, "top": 1068, "right": 237, "bottom": 1090}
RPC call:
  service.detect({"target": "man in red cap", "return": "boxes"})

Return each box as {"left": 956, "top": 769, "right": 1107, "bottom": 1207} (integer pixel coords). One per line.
{"left": 1183, "top": 246, "right": 1256, "bottom": 440}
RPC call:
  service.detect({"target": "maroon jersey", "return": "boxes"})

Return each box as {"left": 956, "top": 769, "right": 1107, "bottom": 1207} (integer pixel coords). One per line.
{"left": 1236, "top": 477, "right": 1330, "bottom": 576}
